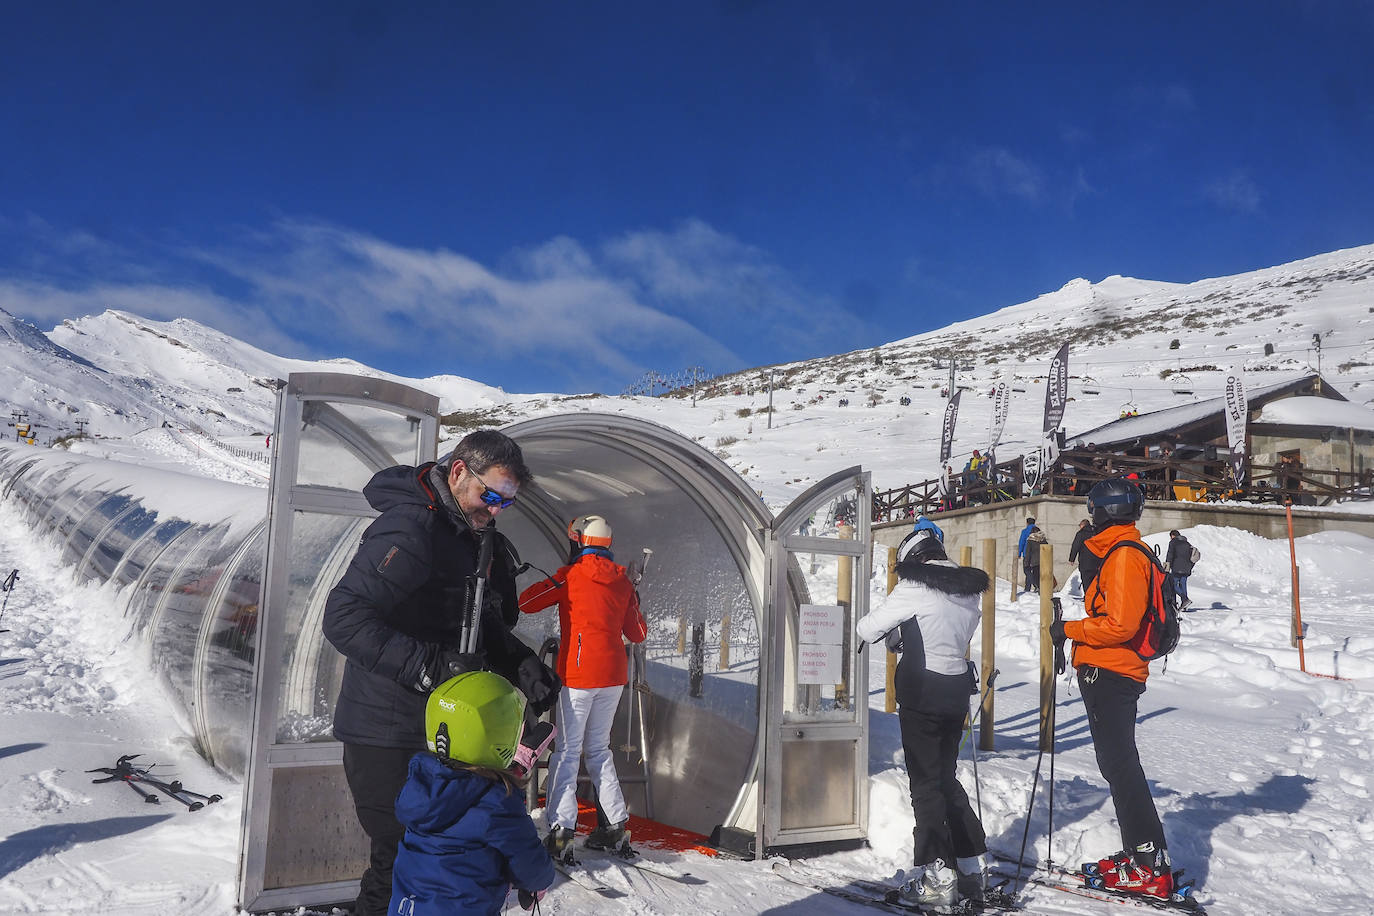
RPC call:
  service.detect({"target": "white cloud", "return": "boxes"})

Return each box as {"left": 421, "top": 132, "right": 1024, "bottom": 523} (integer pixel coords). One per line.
{"left": 1204, "top": 171, "right": 1263, "bottom": 214}
{"left": 967, "top": 147, "right": 1044, "bottom": 202}
{"left": 0, "top": 213, "right": 869, "bottom": 390}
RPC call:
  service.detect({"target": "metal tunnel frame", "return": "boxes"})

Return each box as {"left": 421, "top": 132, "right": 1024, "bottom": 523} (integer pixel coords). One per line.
{"left": 0, "top": 370, "right": 874, "bottom": 915}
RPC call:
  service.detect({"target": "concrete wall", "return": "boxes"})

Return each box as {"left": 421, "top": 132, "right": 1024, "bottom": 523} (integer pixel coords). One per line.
{"left": 876, "top": 496, "right": 1374, "bottom": 587}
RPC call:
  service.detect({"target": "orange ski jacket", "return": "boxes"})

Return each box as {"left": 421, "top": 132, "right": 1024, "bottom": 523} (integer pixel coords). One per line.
{"left": 518, "top": 554, "right": 647, "bottom": 689}
{"left": 1064, "top": 523, "right": 1152, "bottom": 683}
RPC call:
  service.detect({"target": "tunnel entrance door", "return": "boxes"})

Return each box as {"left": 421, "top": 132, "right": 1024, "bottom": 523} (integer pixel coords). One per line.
{"left": 238, "top": 373, "right": 441, "bottom": 914}
{"left": 760, "top": 467, "right": 871, "bottom": 853}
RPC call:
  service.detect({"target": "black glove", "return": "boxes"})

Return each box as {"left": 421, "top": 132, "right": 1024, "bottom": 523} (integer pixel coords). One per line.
{"left": 413, "top": 644, "right": 484, "bottom": 693}
{"left": 1049, "top": 620, "right": 1068, "bottom": 675}
{"left": 517, "top": 656, "right": 562, "bottom": 715}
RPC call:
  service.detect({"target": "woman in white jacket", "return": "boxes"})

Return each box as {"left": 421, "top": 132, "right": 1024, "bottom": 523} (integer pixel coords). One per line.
{"left": 857, "top": 528, "right": 990, "bottom": 910}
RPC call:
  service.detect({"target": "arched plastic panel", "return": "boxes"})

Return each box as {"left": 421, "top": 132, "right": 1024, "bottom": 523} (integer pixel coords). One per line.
{"left": 500, "top": 413, "right": 775, "bottom": 838}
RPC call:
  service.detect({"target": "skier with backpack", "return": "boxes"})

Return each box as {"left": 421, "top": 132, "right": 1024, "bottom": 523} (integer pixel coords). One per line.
{"left": 1049, "top": 477, "right": 1186, "bottom": 903}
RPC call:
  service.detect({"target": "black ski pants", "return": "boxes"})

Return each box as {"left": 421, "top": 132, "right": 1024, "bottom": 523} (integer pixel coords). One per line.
{"left": 342, "top": 743, "right": 418, "bottom": 916}
{"left": 899, "top": 700, "right": 987, "bottom": 869}
{"left": 1077, "top": 665, "right": 1167, "bottom": 860}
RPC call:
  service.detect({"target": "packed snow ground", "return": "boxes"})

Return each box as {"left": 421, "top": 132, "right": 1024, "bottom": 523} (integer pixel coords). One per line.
{"left": 2, "top": 495, "right": 1372, "bottom": 914}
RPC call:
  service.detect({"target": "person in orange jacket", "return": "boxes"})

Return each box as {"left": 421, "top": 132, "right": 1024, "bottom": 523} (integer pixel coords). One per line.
{"left": 518, "top": 514, "right": 647, "bottom": 857}
{"left": 1051, "top": 477, "right": 1174, "bottom": 901}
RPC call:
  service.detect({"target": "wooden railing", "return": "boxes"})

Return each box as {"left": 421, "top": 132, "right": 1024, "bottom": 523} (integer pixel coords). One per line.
{"left": 872, "top": 449, "right": 1374, "bottom": 523}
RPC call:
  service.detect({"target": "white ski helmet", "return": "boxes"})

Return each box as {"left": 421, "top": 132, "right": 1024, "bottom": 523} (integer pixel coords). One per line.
{"left": 568, "top": 514, "right": 613, "bottom": 548}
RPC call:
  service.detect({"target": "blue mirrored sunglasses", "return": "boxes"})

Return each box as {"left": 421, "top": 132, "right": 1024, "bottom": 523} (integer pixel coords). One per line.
{"left": 470, "top": 468, "right": 517, "bottom": 508}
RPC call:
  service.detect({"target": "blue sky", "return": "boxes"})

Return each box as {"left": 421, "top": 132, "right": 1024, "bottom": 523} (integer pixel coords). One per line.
{"left": 2, "top": 2, "right": 1372, "bottom": 394}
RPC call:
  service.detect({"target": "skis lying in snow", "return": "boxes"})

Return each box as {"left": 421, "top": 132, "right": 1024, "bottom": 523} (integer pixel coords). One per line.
{"left": 551, "top": 857, "right": 630, "bottom": 900}
{"left": 575, "top": 838, "right": 708, "bottom": 884}
{"left": 987, "top": 852, "right": 1206, "bottom": 914}
{"left": 770, "top": 861, "right": 1018, "bottom": 914}
{"left": 87, "top": 754, "right": 223, "bottom": 811}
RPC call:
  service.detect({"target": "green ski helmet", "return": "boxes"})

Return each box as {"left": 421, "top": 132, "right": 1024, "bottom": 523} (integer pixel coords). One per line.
{"left": 425, "top": 671, "right": 526, "bottom": 770}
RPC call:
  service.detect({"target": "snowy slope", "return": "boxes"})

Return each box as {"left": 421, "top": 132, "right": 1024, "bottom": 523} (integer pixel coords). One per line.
{"left": 2, "top": 243, "right": 1374, "bottom": 915}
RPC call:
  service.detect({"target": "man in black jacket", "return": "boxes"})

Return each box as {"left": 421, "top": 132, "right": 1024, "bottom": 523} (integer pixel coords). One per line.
{"left": 323, "top": 429, "right": 561, "bottom": 916}
{"left": 1164, "top": 529, "right": 1196, "bottom": 609}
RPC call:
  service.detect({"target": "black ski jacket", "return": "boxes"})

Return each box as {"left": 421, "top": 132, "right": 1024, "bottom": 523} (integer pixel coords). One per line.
{"left": 1165, "top": 536, "right": 1195, "bottom": 576}
{"left": 323, "top": 462, "right": 533, "bottom": 749}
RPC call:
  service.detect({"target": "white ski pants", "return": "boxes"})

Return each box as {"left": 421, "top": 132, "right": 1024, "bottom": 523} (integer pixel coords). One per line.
{"left": 546, "top": 684, "right": 628, "bottom": 831}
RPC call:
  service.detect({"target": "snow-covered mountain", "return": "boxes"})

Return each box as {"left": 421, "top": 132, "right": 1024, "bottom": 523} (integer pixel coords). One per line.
{"left": 4, "top": 243, "right": 1374, "bottom": 502}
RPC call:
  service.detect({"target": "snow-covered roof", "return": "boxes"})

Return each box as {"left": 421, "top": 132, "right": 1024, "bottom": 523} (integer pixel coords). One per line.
{"left": 1068, "top": 374, "right": 1349, "bottom": 448}
{"left": 1254, "top": 395, "right": 1374, "bottom": 431}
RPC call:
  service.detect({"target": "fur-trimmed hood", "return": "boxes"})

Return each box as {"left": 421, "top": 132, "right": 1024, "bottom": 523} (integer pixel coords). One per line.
{"left": 897, "top": 559, "right": 990, "bottom": 596}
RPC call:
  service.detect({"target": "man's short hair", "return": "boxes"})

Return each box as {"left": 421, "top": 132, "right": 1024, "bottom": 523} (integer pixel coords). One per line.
{"left": 1026, "top": 517, "right": 1036, "bottom": 525}
{"left": 1169, "top": 529, "right": 1180, "bottom": 537}
{"left": 446, "top": 429, "right": 533, "bottom": 486}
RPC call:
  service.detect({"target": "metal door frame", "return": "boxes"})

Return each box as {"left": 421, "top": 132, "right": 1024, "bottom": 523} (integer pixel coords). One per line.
{"left": 237, "top": 373, "right": 439, "bottom": 913}
{"left": 758, "top": 466, "right": 871, "bottom": 854}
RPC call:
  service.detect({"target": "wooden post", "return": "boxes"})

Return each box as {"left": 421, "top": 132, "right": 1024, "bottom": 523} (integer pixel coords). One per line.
{"left": 1009, "top": 545, "right": 1019, "bottom": 602}
{"left": 677, "top": 616, "right": 688, "bottom": 655}
{"left": 719, "top": 614, "right": 731, "bottom": 670}
{"left": 885, "top": 546, "right": 898, "bottom": 714}
{"left": 980, "top": 537, "right": 997, "bottom": 751}
{"left": 1038, "top": 543, "right": 1055, "bottom": 751}
{"left": 835, "top": 523, "right": 853, "bottom": 708}
{"left": 959, "top": 544, "right": 972, "bottom": 567}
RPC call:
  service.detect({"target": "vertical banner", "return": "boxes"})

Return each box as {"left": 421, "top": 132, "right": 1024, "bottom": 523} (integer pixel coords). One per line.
{"left": 989, "top": 380, "right": 1010, "bottom": 452}
{"left": 1224, "top": 366, "right": 1248, "bottom": 487}
{"left": 939, "top": 390, "right": 962, "bottom": 464}
{"left": 1043, "top": 342, "right": 1070, "bottom": 435}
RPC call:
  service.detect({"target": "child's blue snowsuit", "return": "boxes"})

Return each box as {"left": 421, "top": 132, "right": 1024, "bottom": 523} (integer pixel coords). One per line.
{"left": 389, "top": 752, "right": 554, "bottom": 916}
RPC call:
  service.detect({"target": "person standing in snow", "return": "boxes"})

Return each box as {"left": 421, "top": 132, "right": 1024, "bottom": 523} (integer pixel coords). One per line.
{"left": 1050, "top": 477, "right": 1177, "bottom": 901}
{"left": 1067, "top": 519, "right": 1092, "bottom": 568}
{"left": 856, "top": 528, "right": 989, "bottom": 909}
{"left": 1163, "top": 530, "right": 1196, "bottom": 609}
{"left": 519, "top": 514, "right": 648, "bottom": 857}
{"left": 1023, "top": 526, "right": 1048, "bottom": 593}
{"left": 322, "top": 430, "right": 562, "bottom": 916}
{"left": 911, "top": 513, "right": 944, "bottom": 543}
{"left": 1017, "top": 517, "right": 1037, "bottom": 593}
{"left": 389, "top": 671, "right": 554, "bottom": 916}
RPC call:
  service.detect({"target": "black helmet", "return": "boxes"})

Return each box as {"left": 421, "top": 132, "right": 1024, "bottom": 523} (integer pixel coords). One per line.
{"left": 1086, "top": 477, "right": 1144, "bottom": 527}
{"left": 897, "top": 528, "right": 947, "bottom": 565}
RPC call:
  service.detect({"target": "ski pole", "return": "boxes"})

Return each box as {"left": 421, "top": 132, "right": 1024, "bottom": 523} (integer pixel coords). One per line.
{"left": 1046, "top": 599, "right": 1063, "bottom": 873}
{"left": 963, "top": 668, "right": 999, "bottom": 823}
{"left": 460, "top": 523, "right": 497, "bottom": 655}
{"left": 0, "top": 569, "right": 18, "bottom": 622}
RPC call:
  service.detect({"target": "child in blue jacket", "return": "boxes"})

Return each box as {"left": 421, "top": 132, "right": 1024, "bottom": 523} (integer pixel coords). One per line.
{"left": 390, "top": 671, "right": 555, "bottom": 916}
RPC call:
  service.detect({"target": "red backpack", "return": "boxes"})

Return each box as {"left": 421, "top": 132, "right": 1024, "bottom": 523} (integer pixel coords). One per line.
{"left": 1087, "top": 540, "right": 1181, "bottom": 661}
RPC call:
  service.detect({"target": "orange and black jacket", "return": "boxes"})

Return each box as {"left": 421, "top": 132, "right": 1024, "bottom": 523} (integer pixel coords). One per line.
{"left": 1064, "top": 523, "right": 1152, "bottom": 683}
{"left": 518, "top": 552, "right": 647, "bottom": 689}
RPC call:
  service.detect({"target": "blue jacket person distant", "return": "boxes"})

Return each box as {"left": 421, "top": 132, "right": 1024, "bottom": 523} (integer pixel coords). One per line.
{"left": 912, "top": 514, "right": 944, "bottom": 543}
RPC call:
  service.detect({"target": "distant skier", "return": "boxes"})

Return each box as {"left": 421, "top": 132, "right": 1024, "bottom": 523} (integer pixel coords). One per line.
{"left": 390, "top": 671, "right": 554, "bottom": 916}
{"left": 857, "top": 528, "right": 989, "bottom": 909}
{"left": 1023, "top": 526, "right": 1048, "bottom": 593}
{"left": 1163, "top": 530, "right": 1196, "bottom": 609}
{"left": 1050, "top": 478, "right": 1180, "bottom": 902}
{"left": 1017, "top": 517, "right": 1037, "bottom": 593}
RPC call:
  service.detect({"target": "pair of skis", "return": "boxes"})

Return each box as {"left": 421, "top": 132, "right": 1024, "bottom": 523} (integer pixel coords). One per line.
{"left": 87, "top": 754, "right": 223, "bottom": 811}
{"left": 771, "top": 861, "right": 1016, "bottom": 914}
{"left": 552, "top": 836, "right": 704, "bottom": 900}
{"left": 989, "top": 852, "right": 1206, "bottom": 913}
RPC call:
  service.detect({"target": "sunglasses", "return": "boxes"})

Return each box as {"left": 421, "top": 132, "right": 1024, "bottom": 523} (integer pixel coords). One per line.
{"left": 469, "top": 467, "right": 517, "bottom": 508}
